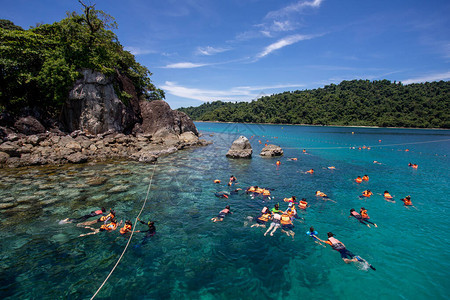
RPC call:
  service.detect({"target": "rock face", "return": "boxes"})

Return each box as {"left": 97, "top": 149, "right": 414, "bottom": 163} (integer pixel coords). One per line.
{"left": 260, "top": 144, "right": 284, "bottom": 157}
{"left": 226, "top": 136, "right": 252, "bottom": 158}
{"left": 135, "top": 100, "right": 198, "bottom": 137}
{"left": 61, "top": 69, "right": 140, "bottom": 134}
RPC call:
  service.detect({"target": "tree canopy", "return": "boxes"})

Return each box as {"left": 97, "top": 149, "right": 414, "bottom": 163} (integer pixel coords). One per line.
{"left": 0, "top": 2, "right": 164, "bottom": 115}
{"left": 177, "top": 79, "right": 450, "bottom": 128}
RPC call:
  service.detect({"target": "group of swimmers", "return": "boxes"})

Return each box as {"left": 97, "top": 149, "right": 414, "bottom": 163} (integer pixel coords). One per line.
{"left": 61, "top": 207, "right": 156, "bottom": 240}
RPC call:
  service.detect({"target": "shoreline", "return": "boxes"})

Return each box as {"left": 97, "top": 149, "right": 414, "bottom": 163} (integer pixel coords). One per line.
{"left": 193, "top": 120, "right": 449, "bottom": 130}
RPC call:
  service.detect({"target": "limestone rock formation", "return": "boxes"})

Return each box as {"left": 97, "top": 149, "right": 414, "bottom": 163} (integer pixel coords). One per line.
{"left": 226, "top": 136, "right": 252, "bottom": 158}
{"left": 135, "top": 100, "right": 198, "bottom": 137}
{"left": 61, "top": 69, "right": 140, "bottom": 134}
{"left": 260, "top": 144, "right": 284, "bottom": 157}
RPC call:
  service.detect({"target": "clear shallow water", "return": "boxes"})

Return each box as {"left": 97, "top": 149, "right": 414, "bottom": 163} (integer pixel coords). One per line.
{"left": 0, "top": 122, "right": 449, "bottom": 299}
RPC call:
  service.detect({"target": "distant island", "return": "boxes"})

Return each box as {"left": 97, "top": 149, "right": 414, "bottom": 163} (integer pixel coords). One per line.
{"left": 177, "top": 80, "right": 450, "bottom": 128}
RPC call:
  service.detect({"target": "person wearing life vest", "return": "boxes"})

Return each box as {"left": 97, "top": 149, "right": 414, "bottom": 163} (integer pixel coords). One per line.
{"left": 400, "top": 195, "right": 412, "bottom": 206}
{"left": 362, "top": 175, "right": 369, "bottom": 181}
{"left": 349, "top": 209, "right": 375, "bottom": 228}
{"left": 100, "top": 218, "right": 119, "bottom": 231}
{"left": 211, "top": 205, "right": 233, "bottom": 222}
{"left": 283, "top": 196, "right": 296, "bottom": 203}
{"left": 299, "top": 198, "right": 308, "bottom": 210}
{"left": 280, "top": 213, "right": 295, "bottom": 237}
{"left": 383, "top": 191, "right": 394, "bottom": 202}
{"left": 120, "top": 220, "right": 133, "bottom": 235}
{"left": 79, "top": 217, "right": 121, "bottom": 237}
{"left": 215, "top": 191, "right": 230, "bottom": 199}
{"left": 315, "top": 232, "right": 358, "bottom": 263}
{"left": 360, "top": 207, "right": 377, "bottom": 227}
{"left": 361, "top": 190, "right": 373, "bottom": 197}
{"left": 214, "top": 179, "right": 221, "bottom": 183}
{"left": 61, "top": 207, "right": 106, "bottom": 224}
{"left": 77, "top": 209, "right": 116, "bottom": 226}
{"left": 247, "top": 186, "right": 257, "bottom": 193}
{"left": 252, "top": 207, "right": 272, "bottom": 228}
{"left": 286, "top": 203, "right": 298, "bottom": 219}
{"left": 315, "top": 191, "right": 327, "bottom": 197}
{"left": 355, "top": 176, "right": 363, "bottom": 183}
{"left": 276, "top": 160, "right": 281, "bottom": 166}
{"left": 264, "top": 212, "right": 282, "bottom": 236}
{"left": 228, "top": 175, "right": 237, "bottom": 186}
{"left": 306, "top": 169, "right": 314, "bottom": 174}
{"left": 262, "top": 189, "right": 271, "bottom": 197}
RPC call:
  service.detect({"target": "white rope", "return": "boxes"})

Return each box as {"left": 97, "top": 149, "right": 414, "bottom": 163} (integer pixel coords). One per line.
{"left": 90, "top": 162, "right": 158, "bottom": 300}
{"left": 282, "top": 138, "right": 450, "bottom": 150}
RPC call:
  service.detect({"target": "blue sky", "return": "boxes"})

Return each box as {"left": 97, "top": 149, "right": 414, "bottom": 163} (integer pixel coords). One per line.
{"left": 2, "top": 0, "right": 449, "bottom": 108}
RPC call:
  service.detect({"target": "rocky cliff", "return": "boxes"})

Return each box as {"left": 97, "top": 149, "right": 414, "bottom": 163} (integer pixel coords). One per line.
{"left": 0, "top": 69, "right": 206, "bottom": 167}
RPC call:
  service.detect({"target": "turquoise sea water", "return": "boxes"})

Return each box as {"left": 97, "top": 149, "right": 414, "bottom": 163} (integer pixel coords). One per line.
{"left": 0, "top": 122, "right": 449, "bottom": 299}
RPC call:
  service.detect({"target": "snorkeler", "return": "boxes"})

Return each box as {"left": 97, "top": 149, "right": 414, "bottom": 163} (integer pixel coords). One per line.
{"left": 362, "top": 175, "right": 369, "bottom": 181}
{"left": 228, "top": 175, "right": 237, "bottom": 186}
{"left": 60, "top": 207, "right": 106, "bottom": 224}
{"left": 383, "top": 191, "right": 395, "bottom": 202}
{"left": 264, "top": 212, "right": 282, "bottom": 236}
{"left": 306, "top": 226, "right": 325, "bottom": 247}
{"left": 298, "top": 198, "right": 308, "bottom": 210}
{"left": 120, "top": 220, "right": 133, "bottom": 235}
{"left": 283, "top": 196, "right": 296, "bottom": 203}
{"left": 271, "top": 203, "right": 283, "bottom": 214}
{"left": 315, "top": 232, "right": 358, "bottom": 263}
{"left": 360, "top": 208, "right": 377, "bottom": 227}
{"left": 280, "top": 213, "right": 295, "bottom": 238}
{"left": 214, "top": 191, "right": 230, "bottom": 199}
{"left": 349, "top": 209, "right": 375, "bottom": 228}
{"left": 77, "top": 209, "right": 116, "bottom": 227}
{"left": 211, "top": 205, "right": 233, "bottom": 222}
{"left": 361, "top": 190, "right": 373, "bottom": 198}
{"left": 315, "top": 191, "right": 327, "bottom": 197}
{"left": 355, "top": 176, "right": 363, "bottom": 183}
{"left": 136, "top": 217, "right": 156, "bottom": 237}
{"left": 79, "top": 218, "right": 120, "bottom": 237}
{"left": 306, "top": 169, "right": 314, "bottom": 174}
{"left": 251, "top": 207, "right": 272, "bottom": 228}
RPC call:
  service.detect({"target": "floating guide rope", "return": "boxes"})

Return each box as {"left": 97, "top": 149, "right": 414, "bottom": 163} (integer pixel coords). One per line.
{"left": 90, "top": 162, "right": 158, "bottom": 300}
{"left": 282, "top": 138, "right": 450, "bottom": 150}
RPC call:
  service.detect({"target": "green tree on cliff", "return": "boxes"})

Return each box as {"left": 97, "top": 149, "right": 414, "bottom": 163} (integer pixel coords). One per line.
{"left": 0, "top": 1, "right": 164, "bottom": 114}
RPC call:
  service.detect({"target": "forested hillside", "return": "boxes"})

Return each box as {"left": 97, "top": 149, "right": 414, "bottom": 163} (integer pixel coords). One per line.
{"left": 178, "top": 80, "right": 450, "bottom": 128}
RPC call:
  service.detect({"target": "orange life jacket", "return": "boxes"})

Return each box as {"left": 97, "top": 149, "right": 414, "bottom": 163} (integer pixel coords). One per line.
{"left": 214, "top": 179, "right": 221, "bottom": 183}
{"left": 280, "top": 215, "right": 291, "bottom": 225}
{"left": 120, "top": 224, "right": 132, "bottom": 234}
{"left": 99, "top": 213, "right": 114, "bottom": 222}
{"left": 262, "top": 190, "right": 271, "bottom": 196}
{"left": 248, "top": 186, "right": 256, "bottom": 192}
{"left": 307, "top": 169, "right": 314, "bottom": 174}
{"left": 355, "top": 177, "right": 362, "bottom": 183}
{"left": 101, "top": 222, "right": 118, "bottom": 231}
{"left": 276, "top": 161, "right": 281, "bottom": 166}
{"left": 403, "top": 199, "right": 412, "bottom": 206}
{"left": 360, "top": 210, "right": 369, "bottom": 218}
{"left": 384, "top": 193, "right": 393, "bottom": 199}
{"left": 362, "top": 191, "right": 372, "bottom": 197}
{"left": 299, "top": 201, "right": 307, "bottom": 210}
{"left": 287, "top": 208, "right": 296, "bottom": 217}
{"left": 362, "top": 176, "right": 369, "bottom": 181}
{"left": 258, "top": 213, "right": 271, "bottom": 222}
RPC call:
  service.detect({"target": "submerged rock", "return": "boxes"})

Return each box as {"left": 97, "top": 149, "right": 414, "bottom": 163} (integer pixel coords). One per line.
{"left": 226, "top": 136, "right": 252, "bottom": 159}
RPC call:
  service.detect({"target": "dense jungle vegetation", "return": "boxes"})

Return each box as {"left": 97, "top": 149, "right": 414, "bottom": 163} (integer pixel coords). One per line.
{"left": 178, "top": 80, "right": 449, "bottom": 128}
{"left": 0, "top": 2, "right": 164, "bottom": 115}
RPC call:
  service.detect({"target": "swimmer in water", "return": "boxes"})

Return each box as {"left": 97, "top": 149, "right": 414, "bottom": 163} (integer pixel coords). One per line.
{"left": 349, "top": 209, "right": 375, "bottom": 228}
{"left": 211, "top": 205, "right": 233, "bottom": 222}
{"left": 306, "top": 226, "right": 325, "bottom": 247}
{"left": 315, "top": 232, "right": 359, "bottom": 264}
{"left": 79, "top": 218, "right": 120, "bottom": 237}
{"left": 251, "top": 207, "right": 272, "bottom": 228}
{"left": 264, "top": 212, "right": 282, "bottom": 236}
{"left": 60, "top": 207, "right": 106, "bottom": 224}
{"left": 360, "top": 208, "right": 377, "bottom": 227}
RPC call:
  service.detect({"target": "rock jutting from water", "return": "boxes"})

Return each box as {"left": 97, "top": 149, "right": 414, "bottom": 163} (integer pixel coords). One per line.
{"left": 260, "top": 144, "right": 284, "bottom": 157}
{"left": 226, "top": 136, "right": 252, "bottom": 159}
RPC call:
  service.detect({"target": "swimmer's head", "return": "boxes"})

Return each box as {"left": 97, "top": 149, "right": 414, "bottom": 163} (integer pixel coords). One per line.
{"left": 225, "top": 205, "right": 230, "bottom": 209}
{"left": 327, "top": 232, "right": 334, "bottom": 237}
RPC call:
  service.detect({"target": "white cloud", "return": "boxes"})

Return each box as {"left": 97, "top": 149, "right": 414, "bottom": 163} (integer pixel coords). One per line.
{"left": 161, "top": 81, "right": 305, "bottom": 102}
{"left": 402, "top": 71, "right": 450, "bottom": 84}
{"left": 256, "top": 34, "right": 316, "bottom": 58}
{"left": 266, "top": 0, "right": 324, "bottom": 19}
{"left": 124, "top": 46, "right": 155, "bottom": 56}
{"left": 197, "top": 46, "right": 230, "bottom": 56}
{"left": 163, "top": 62, "right": 208, "bottom": 69}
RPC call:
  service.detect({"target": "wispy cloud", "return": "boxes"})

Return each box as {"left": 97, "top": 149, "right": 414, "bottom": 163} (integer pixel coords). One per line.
{"left": 266, "top": 0, "right": 324, "bottom": 19}
{"left": 256, "top": 34, "right": 317, "bottom": 59}
{"left": 163, "top": 62, "right": 209, "bottom": 69}
{"left": 161, "top": 81, "right": 305, "bottom": 102}
{"left": 402, "top": 71, "right": 450, "bottom": 84}
{"left": 197, "top": 46, "right": 230, "bottom": 56}
{"left": 124, "top": 46, "right": 155, "bottom": 56}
